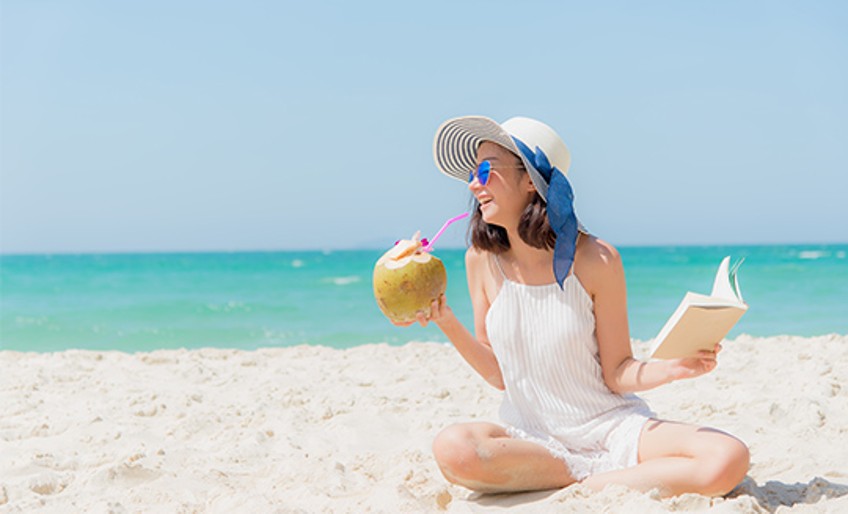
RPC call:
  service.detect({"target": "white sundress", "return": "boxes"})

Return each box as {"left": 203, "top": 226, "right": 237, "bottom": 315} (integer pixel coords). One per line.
{"left": 486, "top": 256, "right": 655, "bottom": 481}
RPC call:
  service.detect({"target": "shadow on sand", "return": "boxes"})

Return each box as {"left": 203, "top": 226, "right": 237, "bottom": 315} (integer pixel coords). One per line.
{"left": 729, "top": 476, "right": 848, "bottom": 512}
{"left": 465, "top": 488, "right": 561, "bottom": 510}
{"left": 459, "top": 475, "right": 848, "bottom": 512}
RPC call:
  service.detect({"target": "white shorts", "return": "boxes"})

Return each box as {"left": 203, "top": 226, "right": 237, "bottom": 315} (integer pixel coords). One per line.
{"left": 505, "top": 411, "right": 654, "bottom": 481}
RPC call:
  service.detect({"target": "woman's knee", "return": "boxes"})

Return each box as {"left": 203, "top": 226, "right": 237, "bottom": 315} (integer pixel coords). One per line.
{"left": 700, "top": 437, "right": 750, "bottom": 495}
{"left": 432, "top": 425, "right": 487, "bottom": 482}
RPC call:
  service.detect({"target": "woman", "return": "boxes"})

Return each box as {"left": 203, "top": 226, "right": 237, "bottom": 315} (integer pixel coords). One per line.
{"left": 405, "top": 116, "right": 749, "bottom": 496}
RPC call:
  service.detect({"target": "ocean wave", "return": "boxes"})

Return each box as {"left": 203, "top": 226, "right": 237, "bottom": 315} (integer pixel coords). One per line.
{"left": 291, "top": 259, "right": 305, "bottom": 268}
{"left": 204, "top": 301, "right": 251, "bottom": 313}
{"left": 14, "top": 316, "right": 48, "bottom": 326}
{"left": 799, "top": 250, "right": 827, "bottom": 260}
{"left": 323, "top": 276, "right": 361, "bottom": 286}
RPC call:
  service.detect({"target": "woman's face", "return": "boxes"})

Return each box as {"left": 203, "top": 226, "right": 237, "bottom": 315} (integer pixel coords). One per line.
{"left": 469, "top": 141, "right": 535, "bottom": 228}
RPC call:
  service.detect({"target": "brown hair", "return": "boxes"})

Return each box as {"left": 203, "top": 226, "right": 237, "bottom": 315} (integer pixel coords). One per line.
{"left": 468, "top": 192, "right": 556, "bottom": 253}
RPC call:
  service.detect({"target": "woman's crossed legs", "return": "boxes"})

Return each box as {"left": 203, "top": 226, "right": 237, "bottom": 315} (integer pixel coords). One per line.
{"left": 432, "top": 419, "right": 749, "bottom": 497}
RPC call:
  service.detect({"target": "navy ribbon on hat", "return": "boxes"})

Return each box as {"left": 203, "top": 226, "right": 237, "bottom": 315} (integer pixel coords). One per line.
{"left": 511, "top": 137, "right": 579, "bottom": 289}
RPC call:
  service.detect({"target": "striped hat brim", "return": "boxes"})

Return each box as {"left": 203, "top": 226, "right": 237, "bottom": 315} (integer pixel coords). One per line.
{"left": 432, "top": 115, "right": 588, "bottom": 234}
{"left": 433, "top": 116, "right": 532, "bottom": 184}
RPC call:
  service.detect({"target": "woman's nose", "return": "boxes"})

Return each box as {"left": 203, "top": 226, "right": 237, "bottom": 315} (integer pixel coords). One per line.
{"left": 468, "top": 176, "right": 483, "bottom": 191}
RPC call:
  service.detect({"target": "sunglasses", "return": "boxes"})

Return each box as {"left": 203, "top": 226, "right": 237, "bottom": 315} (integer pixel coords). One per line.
{"left": 468, "top": 160, "right": 525, "bottom": 186}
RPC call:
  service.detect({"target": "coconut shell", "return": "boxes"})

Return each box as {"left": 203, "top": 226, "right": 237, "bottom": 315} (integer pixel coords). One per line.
{"left": 373, "top": 242, "right": 447, "bottom": 324}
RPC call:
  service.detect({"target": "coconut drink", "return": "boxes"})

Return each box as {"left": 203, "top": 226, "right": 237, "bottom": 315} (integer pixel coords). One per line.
{"left": 373, "top": 213, "right": 468, "bottom": 324}
{"left": 373, "top": 231, "right": 447, "bottom": 324}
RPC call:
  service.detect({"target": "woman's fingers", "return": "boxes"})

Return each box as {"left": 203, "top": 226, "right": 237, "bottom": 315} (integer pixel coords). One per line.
{"left": 428, "top": 295, "right": 448, "bottom": 319}
{"left": 695, "top": 349, "right": 718, "bottom": 372}
{"left": 396, "top": 296, "right": 449, "bottom": 328}
{"left": 669, "top": 348, "right": 721, "bottom": 381}
{"left": 697, "top": 349, "right": 718, "bottom": 360}
{"left": 435, "top": 294, "right": 447, "bottom": 316}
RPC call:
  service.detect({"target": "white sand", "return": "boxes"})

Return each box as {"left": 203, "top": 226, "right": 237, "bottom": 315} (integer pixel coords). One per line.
{"left": 1, "top": 334, "right": 847, "bottom": 513}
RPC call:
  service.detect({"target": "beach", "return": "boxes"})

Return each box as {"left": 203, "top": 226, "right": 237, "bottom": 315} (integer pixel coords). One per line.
{"left": 1, "top": 334, "right": 847, "bottom": 513}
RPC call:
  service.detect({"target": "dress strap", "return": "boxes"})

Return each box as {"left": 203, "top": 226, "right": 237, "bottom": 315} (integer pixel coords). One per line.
{"left": 492, "top": 254, "right": 508, "bottom": 280}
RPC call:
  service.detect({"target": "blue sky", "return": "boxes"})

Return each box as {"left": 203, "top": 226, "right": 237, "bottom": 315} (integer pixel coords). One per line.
{"left": 1, "top": 0, "right": 846, "bottom": 254}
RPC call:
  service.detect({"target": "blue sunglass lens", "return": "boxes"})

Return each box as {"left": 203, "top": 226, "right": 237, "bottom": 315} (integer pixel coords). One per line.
{"left": 469, "top": 161, "right": 491, "bottom": 185}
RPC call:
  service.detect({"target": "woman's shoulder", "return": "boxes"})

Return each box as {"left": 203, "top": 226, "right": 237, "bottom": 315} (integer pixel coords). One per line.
{"left": 464, "top": 246, "right": 500, "bottom": 300}
{"left": 575, "top": 235, "right": 624, "bottom": 290}
{"left": 577, "top": 235, "right": 621, "bottom": 267}
{"left": 465, "top": 246, "right": 497, "bottom": 281}
{"left": 464, "top": 246, "right": 491, "bottom": 267}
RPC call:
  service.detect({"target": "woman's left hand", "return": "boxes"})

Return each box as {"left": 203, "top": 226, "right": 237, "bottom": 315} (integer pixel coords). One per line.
{"left": 666, "top": 343, "right": 722, "bottom": 381}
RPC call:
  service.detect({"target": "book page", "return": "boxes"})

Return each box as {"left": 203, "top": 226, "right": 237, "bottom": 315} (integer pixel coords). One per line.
{"left": 730, "top": 258, "right": 745, "bottom": 302}
{"left": 711, "top": 256, "right": 746, "bottom": 302}
{"left": 711, "top": 256, "right": 734, "bottom": 300}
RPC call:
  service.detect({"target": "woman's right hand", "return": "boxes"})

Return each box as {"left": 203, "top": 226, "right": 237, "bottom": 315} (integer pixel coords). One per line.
{"left": 391, "top": 294, "right": 451, "bottom": 328}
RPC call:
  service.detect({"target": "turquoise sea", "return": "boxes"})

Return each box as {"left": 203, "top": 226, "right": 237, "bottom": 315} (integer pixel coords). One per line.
{"left": 1, "top": 244, "right": 846, "bottom": 352}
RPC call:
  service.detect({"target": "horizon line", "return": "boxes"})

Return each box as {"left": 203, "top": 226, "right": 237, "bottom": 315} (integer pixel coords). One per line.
{"left": 2, "top": 240, "right": 847, "bottom": 257}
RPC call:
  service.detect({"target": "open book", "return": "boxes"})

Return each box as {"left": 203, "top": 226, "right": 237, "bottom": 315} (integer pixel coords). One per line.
{"left": 648, "top": 256, "right": 748, "bottom": 360}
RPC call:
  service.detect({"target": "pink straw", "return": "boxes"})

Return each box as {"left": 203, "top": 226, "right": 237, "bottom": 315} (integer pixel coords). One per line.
{"left": 421, "top": 212, "right": 470, "bottom": 252}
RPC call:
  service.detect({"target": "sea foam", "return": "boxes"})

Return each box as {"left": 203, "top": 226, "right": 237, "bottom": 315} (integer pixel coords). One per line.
{"left": 325, "top": 276, "right": 361, "bottom": 286}
{"left": 799, "top": 250, "right": 827, "bottom": 260}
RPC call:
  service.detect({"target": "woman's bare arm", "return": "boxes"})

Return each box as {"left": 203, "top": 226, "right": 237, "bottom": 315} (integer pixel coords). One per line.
{"left": 586, "top": 239, "right": 719, "bottom": 394}
{"left": 418, "top": 248, "right": 504, "bottom": 389}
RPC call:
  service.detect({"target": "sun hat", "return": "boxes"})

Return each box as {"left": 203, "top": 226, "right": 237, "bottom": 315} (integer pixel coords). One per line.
{"left": 432, "top": 115, "right": 587, "bottom": 288}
